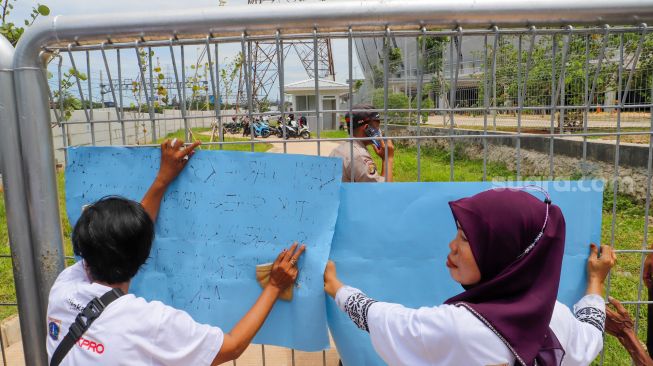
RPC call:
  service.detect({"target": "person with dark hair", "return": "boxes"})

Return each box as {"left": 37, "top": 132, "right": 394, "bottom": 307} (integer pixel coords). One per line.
{"left": 325, "top": 188, "right": 614, "bottom": 365}
{"left": 329, "top": 103, "right": 394, "bottom": 182}
{"left": 46, "top": 138, "right": 306, "bottom": 365}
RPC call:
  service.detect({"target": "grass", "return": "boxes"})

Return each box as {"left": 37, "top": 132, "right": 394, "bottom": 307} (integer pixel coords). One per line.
{"left": 317, "top": 130, "right": 349, "bottom": 139}
{"left": 0, "top": 128, "right": 648, "bottom": 363}
{"left": 0, "top": 189, "right": 16, "bottom": 320}
{"left": 158, "top": 127, "right": 273, "bottom": 153}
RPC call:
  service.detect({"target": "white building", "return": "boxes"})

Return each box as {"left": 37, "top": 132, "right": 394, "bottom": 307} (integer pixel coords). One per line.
{"left": 284, "top": 78, "right": 350, "bottom": 131}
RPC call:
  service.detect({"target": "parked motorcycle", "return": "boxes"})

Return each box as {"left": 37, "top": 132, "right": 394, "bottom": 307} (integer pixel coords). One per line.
{"left": 249, "top": 120, "right": 272, "bottom": 138}
{"left": 222, "top": 121, "right": 242, "bottom": 135}
{"left": 279, "top": 123, "right": 311, "bottom": 139}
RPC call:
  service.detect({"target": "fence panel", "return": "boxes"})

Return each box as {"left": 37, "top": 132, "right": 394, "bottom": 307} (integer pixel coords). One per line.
{"left": 4, "top": 1, "right": 653, "bottom": 364}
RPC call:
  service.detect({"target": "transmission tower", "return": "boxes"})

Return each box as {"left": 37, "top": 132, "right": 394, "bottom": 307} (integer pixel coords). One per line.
{"left": 245, "top": 0, "right": 335, "bottom": 110}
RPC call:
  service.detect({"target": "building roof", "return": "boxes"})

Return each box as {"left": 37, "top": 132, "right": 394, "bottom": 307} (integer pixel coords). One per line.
{"left": 284, "top": 78, "right": 350, "bottom": 95}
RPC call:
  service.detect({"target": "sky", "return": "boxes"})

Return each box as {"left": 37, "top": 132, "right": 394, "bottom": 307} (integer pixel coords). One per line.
{"left": 8, "top": 0, "right": 363, "bottom": 105}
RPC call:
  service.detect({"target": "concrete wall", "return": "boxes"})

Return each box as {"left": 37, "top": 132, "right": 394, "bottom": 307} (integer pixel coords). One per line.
{"left": 389, "top": 126, "right": 651, "bottom": 169}
{"left": 389, "top": 125, "right": 653, "bottom": 201}
{"left": 51, "top": 108, "right": 232, "bottom": 165}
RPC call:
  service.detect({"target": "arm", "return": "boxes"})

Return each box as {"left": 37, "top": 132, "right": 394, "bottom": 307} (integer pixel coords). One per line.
{"left": 373, "top": 138, "right": 394, "bottom": 182}
{"left": 141, "top": 139, "right": 201, "bottom": 221}
{"left": 557, "top": 243, "right": 615, "bottom": 363}
{"left": 324, "top": 261, "right": 451, "bottom": 365}
{"left": 585, "top": 243, "right": 616, "bottom": 297}
{"left": 212, "top": 243, "right": 306, "bottom": 365}
{"left": 605, "top": 296, "right": 653, "bottom": 366}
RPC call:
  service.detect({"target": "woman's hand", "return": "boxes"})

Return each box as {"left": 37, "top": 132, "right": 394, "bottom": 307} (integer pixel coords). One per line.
{"left": 213, "top": 242, "right": 305, "bottom": 365}
{"left": 268, "top": 242, "right": 305, "bottom": 293}
{"left": 324, "top": 260, "right": 344, "bottom": 299}
{"left": 586, "top": 243, "right": 616, "bottom": 296}
{"left": 156, "top": 138, "right": 201, "bottom": 186}
{"left": 141, "top": 139, "right": 201, "bottom": 221}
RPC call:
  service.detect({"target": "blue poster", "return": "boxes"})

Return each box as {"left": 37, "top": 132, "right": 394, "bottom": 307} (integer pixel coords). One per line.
{"left": 327, "top": 181, "right": 604, "bottom": 366}
{"left": 66, "top": 147, "right": 342, "bottom": 351}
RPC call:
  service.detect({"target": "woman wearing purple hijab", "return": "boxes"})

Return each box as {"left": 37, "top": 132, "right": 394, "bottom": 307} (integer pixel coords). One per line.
{"left": 324, "top": 188, "right": 615, "bottom": 366}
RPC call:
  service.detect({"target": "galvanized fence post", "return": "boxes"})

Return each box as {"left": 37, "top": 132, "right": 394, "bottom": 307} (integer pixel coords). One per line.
{"left": 0, "top": 34, "right": 49, "bottom": 366}
{"left": 13, "top": 20, "right": 67, "bottom": 333}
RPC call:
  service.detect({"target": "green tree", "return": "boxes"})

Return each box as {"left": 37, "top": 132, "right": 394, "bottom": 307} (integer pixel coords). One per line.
{"left": 624, "top": 32, "right": 653, "bottom": 104}
{"left": 418, "top": 35, "right": 448, "bottom": 75}
{"left": 353, "top": 79, "right": 364, "bottom": 92}
{"left": 372, "top": 88, "right": 409, "bottom": 122}
{"left": 258, "top": 98, "right": 271, "bottom": 113}
{"left": 380, "top": 46, "right": 402, "bottom": 75}
{"left": 477, "top": 34, "right": 619, "bottom": 128}
{"left": 1, "top": 1, "right": 49, "bottom": 46}
{"left": 371, "top": 65, "right": 384, "bottom": 89}
{"left": 51, "top": 68, "right": 85, "bottom": 121}
{"left": 220, "top": 52, "right": 243, "bottom": 113}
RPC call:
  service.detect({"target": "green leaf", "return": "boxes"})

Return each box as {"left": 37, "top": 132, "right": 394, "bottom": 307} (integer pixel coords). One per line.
{"left": 37, "top": 5, "right": 50, "bottom": 16}
{"left": 158, "top": 73, "right": 164, "bottom": 80}
{"left": 24, "top": 20, "right": 29, "bottom": 26}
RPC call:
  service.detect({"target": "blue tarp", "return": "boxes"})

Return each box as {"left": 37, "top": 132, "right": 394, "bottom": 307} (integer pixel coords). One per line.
{"left": 327, "top": 181, "right": 604, "bottom": 365}
{"left": 66, "top": 147, "right": 342, "bottom": 351}
{"left": 65, "top": 147, "right": 604, "bottom": 359}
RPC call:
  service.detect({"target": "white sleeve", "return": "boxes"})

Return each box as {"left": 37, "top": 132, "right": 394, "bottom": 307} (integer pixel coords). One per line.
{"left": 150, "top": 304, "right": 224, "bottom": 366}
{"left": 335, "top": 286, "right": 455, "bottom": 366}
{"left": 550, "top": 295, "right": 605, "bottom": 365}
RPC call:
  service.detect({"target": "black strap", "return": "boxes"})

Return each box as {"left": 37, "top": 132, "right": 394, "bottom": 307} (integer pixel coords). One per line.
{"left": 50, "top": 288, "right": 124, "bottom": 366}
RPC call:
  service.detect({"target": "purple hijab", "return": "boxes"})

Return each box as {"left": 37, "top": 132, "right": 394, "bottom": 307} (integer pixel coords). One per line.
{"left": 444, "top": 188, "right": 566, "bottom": 366}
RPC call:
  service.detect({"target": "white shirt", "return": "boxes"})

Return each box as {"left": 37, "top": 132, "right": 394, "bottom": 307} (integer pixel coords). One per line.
{"left": 46, "top": 261, "right": 224, "bottom": 365}
{"left": 336, "top": 286, "right": 604, "bottom": 366}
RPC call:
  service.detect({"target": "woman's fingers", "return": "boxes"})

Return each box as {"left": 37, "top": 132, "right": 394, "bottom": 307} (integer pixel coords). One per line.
{"left": 589, "top": 243, "right": 599, "bottom": 259}
{"left": 608, "top": 296, "right": 628, "bottom": 314}
{"left": 181, "top": 140, "right": 202, "bottom": 157}
{"left": 282, "top": 242, "right": 299, "bottom": 262}
{"left": 274, "top": 248, "right": 287, "bottom": 265}
{"left": 290, "top": 244, "right": 306, "bottom": 263}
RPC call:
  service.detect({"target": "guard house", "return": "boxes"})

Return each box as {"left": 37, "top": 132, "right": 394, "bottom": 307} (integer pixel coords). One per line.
{"left": 284, "top": 78, "right": 350, "bottom": 131}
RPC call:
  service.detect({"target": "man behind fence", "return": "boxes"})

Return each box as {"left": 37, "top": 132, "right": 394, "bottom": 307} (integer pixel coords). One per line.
{"left": 329, "top": 104, "right": 395, "bottom": 182}
{"left": 46, "top": 139, "right": 305, "bottom": 366}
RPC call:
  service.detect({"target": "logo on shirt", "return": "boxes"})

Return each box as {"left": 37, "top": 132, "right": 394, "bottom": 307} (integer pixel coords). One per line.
{"left": 77, "top": 336, "right": 105, "bottom": 355}
{"left": 367, "top": 162, "right": 377, "bottom": 175}
{"left": 66, "top": 297, "right": 84, "bottom": 312}
{"left": 48, "top": 317, "right": 61, "bottom": 341}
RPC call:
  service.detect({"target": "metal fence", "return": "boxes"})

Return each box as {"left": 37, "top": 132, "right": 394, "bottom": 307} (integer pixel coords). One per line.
{"left": 2, "top": 0, "right": 653, "bottom": 365}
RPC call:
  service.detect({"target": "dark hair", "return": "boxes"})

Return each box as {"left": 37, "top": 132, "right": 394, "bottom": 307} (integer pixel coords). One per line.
{"left": 345, "top": 103, "right": 380, "bottom": 133}
{"left": 72, "top": 196, "right": 154, "bottom": 284}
